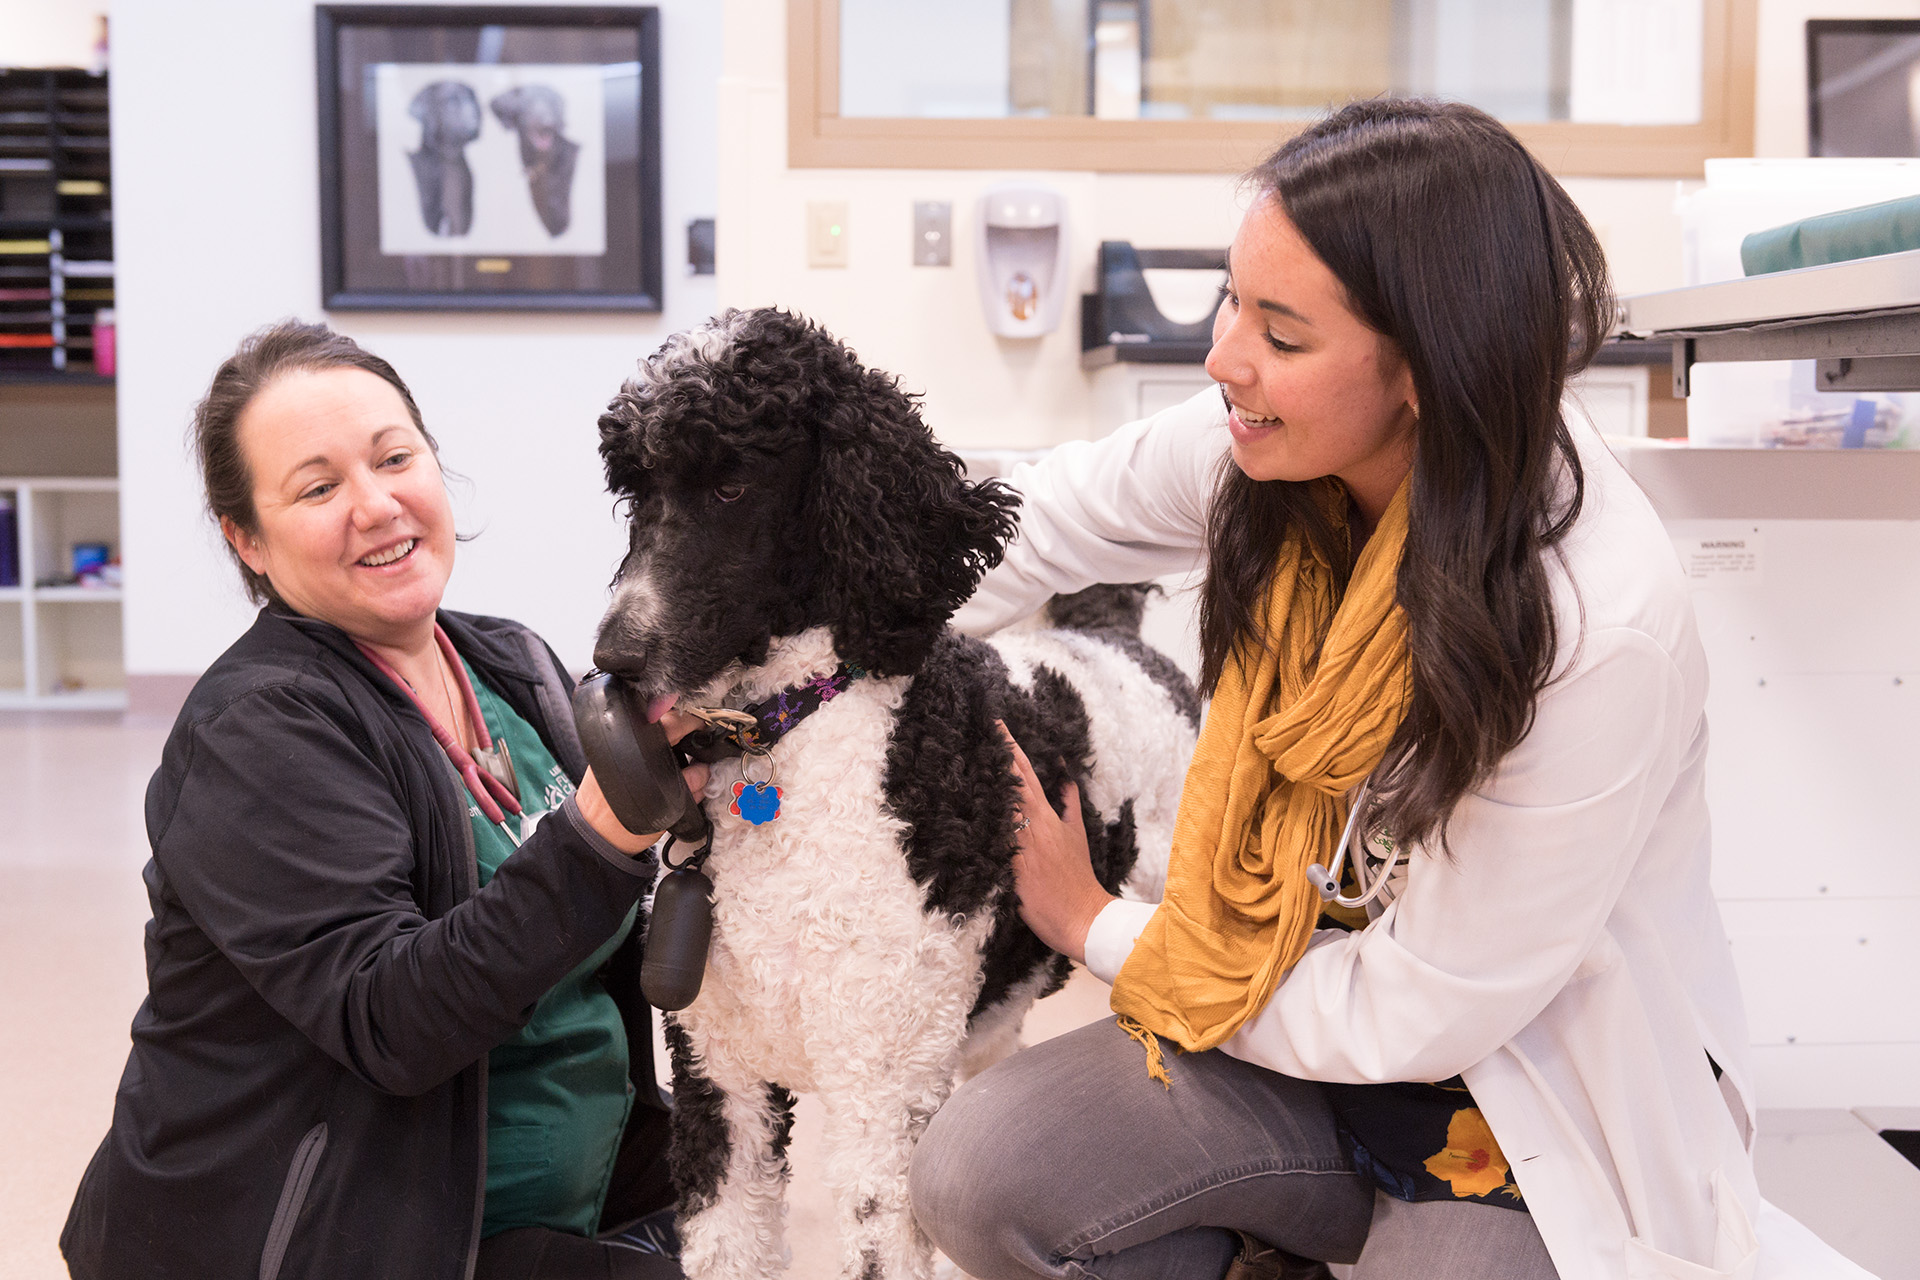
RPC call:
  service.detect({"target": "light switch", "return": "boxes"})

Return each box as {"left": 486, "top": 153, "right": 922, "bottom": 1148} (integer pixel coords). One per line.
{"left": 807, "top": 201, "right": 850, "bottom": 268}
{"left": 913, "top": 200, "right": 952, "bottom": 266}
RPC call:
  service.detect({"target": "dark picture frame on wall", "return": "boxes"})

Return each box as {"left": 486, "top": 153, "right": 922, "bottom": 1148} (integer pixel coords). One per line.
{"left": 1807, "top": 18, "right": 1920, "bottom": 157}
{"left": 316, "top": 4, "right": 661, "bottom": 310}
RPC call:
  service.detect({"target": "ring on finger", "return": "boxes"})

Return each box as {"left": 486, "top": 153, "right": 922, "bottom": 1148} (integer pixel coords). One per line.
{"left": 1012, "top": 816, "right": 1032, "bottom": 834}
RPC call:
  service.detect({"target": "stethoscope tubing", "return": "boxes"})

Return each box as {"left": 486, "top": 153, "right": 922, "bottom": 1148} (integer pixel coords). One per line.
{"left": 1305, "top": 775, "right": 1401, "bottom": 911}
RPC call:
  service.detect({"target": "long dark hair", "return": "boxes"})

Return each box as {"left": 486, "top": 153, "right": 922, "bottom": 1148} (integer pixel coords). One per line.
{"left": 1197, "top": 99, "right": 1613, "bottom": 852}
{"left": 191, "top": 319, "right": 439, "bottom": 605}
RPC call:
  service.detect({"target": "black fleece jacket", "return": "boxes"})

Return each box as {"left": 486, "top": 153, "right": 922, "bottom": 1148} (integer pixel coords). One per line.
{"left": 62, "top": 607, "right": 672, "bottom": 1280}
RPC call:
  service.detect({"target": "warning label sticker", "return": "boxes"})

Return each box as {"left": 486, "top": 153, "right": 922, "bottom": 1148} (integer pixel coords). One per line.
{"left": 1674, "top": 532, "right": 1764, "bottom": 585}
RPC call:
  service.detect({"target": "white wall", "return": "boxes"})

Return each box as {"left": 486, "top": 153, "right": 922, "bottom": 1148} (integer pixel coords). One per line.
{"left": 0, "top": 0, "right": 100, "bottom": 66}
{"left": 111, "top": 0, "right": 722, "bottom": 681}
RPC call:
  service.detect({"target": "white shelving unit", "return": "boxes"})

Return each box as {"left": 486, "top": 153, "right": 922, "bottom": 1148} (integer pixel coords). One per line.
{"left": 1618, "top": 250, "right": 1920, "bottom": 398}
{"left": 0, "top": 475, "right": 123, "bottom": 710}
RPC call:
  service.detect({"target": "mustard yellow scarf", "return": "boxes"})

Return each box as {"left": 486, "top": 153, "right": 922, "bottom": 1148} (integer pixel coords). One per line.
{"left": 1110, "top": 476, "right": 1413, "bottom": 1064}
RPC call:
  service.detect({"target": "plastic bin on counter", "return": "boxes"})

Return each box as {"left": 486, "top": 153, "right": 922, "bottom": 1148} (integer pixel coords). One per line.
{"left": 1686, "top": 361, "right": 1919, "bottom": 450}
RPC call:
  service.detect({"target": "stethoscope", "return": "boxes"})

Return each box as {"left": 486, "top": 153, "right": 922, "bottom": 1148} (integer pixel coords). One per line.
{"left": 1305, "top": 776, "right": 1402, "bottom": 910}
{"left": 356, "top": 627, "right": 527, "bottom": 845}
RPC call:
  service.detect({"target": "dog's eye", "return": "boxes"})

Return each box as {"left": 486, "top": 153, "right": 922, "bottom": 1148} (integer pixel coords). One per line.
{"left": 715, "top": 484, "right": 746, "bottom": 503}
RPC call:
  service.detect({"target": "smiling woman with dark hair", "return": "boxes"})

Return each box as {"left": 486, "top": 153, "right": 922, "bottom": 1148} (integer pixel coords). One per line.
{"left": 61, "top": 320, "right": 704, "bottom": 1280}
{"left": 921, "top": 100, "right": 1865, "bottom": 1280}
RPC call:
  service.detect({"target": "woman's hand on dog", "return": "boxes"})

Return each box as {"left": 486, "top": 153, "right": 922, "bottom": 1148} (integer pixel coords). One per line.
{"left": 1000, "top": 723, "right": 1114, "bottom": 965}
{"left": 576, "top": 705, "right": 711, "bottom": 855}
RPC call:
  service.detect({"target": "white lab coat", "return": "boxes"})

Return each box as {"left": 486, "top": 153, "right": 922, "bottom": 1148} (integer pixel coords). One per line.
{"left": 955, "top": 389, "right": 1875, "bottom": 1280}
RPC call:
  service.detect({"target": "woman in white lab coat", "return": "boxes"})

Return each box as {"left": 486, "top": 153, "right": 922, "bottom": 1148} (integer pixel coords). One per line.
{"left": 909, "top": 100, "right": 1873, "bottom": 1280}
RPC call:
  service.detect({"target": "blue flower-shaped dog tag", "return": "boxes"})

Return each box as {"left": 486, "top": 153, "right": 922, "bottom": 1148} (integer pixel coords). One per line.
{"left": 730, "top": 780, "right": 783, "bottom": 825}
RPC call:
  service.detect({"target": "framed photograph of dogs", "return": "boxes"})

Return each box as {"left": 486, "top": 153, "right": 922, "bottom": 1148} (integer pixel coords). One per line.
{"left": 316, "top": 5, "right": 662, "bottom": 311}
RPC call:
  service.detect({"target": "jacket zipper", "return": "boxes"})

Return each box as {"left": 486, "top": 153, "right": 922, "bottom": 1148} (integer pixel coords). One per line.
{"left": 448, "top": 753, "right": 489, "bottom": 1280}
{"left": 258, "top": 1122, "right": 327, "bottom": 1280}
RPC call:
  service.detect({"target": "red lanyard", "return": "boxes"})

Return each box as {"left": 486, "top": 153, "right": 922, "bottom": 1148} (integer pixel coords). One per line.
{"left": 356, "top": 625, "right": 524, "bottom": 827}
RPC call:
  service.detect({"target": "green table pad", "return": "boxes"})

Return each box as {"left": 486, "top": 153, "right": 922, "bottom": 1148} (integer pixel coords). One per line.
{"left": 1742, "top": 194, "right": 1920, "bottom": 276}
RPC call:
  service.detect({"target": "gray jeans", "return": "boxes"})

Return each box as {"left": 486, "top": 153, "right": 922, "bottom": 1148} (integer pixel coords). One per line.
{"left": 909, "top": 1018, "right": 1559, "bottom": 1280}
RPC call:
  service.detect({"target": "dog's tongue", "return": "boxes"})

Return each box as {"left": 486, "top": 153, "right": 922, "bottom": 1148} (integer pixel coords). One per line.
{"left": 646, "top": 694, "right": 677, "bottom": 724}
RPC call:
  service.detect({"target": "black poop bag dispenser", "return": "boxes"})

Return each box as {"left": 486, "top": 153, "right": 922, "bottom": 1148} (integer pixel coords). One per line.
{"left": 572, "top": 671, "right": 714, "bottom": 1011}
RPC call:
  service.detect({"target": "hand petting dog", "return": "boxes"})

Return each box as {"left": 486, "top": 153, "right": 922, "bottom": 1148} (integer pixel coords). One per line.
{"left": 1001, "top": 723, "right": 1114, "bottom": 965}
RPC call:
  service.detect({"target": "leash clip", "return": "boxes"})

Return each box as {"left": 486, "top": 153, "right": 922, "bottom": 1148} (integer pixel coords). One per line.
{"left": 683, "top": 705, "right": 772, "bottom": 758}
{"left": 660, "top": 829, "right": 711, "bottom": 872}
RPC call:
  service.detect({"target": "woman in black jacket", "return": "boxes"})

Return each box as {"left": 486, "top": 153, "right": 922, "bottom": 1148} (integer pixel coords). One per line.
{"left": 62, "top": 321, "right": 697, "bottom": 1280}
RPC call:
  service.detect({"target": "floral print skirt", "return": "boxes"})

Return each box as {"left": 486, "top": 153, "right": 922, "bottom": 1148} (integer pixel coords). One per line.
{"left": 1318, "top": 1077, "right": 1527, "bottom": 1210}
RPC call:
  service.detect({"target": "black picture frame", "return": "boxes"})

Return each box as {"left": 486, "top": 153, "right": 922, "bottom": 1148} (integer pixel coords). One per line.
{"left": 1807, "top": 18, "right": 1920, "bottom": 158}
{"left": 317, "top": 4, "right": 661, "bottom": 311}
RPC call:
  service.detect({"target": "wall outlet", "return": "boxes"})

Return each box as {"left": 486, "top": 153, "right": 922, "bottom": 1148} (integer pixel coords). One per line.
{"left": 807, "top": 201, "right": 850, "bottom": 268}
{"left": 913, "top": 200, "right": 952, "bottom": 266}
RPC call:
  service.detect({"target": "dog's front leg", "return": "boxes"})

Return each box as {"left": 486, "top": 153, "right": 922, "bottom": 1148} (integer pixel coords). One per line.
{"left": 665, "top": 1017, "right": 796, "bottom": 1280}
{"left": 816, "top": 1073, "right": 951, "bottom": 1280}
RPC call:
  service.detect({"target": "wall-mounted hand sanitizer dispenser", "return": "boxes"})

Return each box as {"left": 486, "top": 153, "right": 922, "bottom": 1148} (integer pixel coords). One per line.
{"left": 976, "top": 184, "right": 1070, "bottom": 339}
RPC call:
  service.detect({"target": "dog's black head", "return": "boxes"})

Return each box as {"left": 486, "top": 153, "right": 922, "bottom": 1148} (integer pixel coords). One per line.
{"left": 489, "top": 85, "right": 566, "bottom": 148}
{"left": 409, "top": 81, "right": 481, "bottom": 155}
{"left": 592, "top": 308, "right": 1020, "bottom": 701}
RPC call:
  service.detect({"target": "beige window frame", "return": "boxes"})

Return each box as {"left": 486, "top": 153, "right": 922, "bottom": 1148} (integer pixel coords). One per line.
{"left": 788, "top": 0, "right": 1757, "bottom": 177}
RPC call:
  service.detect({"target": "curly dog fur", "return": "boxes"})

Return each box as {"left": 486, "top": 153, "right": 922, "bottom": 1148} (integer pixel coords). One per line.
{"left": 593, "top": 308, "right": 1198, "bottom": 1280}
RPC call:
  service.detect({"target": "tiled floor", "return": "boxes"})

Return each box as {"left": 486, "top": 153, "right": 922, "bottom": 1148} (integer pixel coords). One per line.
{"left": 4, "top": 711, "right": 1913, "bottom": 1280}
{"left": 2, "top": 712, "right": 167, "bottom": 1280}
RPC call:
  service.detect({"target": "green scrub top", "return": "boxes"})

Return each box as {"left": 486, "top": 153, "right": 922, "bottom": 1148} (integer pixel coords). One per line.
{"left": 464, "top": 660, "right": 637, "bottom": 1239}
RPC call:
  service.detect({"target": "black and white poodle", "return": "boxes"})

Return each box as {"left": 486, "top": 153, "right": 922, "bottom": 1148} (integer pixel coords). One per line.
{"left": 592, "top": 308, "right": 1198, "bottom": 1280}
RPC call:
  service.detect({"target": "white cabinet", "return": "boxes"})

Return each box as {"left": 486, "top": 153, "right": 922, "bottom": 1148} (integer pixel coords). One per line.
{"left": 1088, "top": 362, "right": 1214, "bottom": 435}
{"left": 0, "top": 476, "right": 123, "bottom": 709}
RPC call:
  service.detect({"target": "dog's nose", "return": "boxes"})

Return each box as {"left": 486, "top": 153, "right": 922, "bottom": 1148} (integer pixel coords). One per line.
{"left": 593, "top": 606, "right": 668, "bottom": 689}
{"left": 595, "top": 652, "right": 648, "bottom": 679}
{"left": 591, "top": 637, "right": 648, "bottom": 683}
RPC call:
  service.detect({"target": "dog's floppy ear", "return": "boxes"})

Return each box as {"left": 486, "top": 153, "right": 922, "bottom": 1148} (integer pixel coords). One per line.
{"left": 805, "top": 358, "right": 1019, "bottom": 677}
{"left": 596, "top": 385, "right": 648, "bottom": 499}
